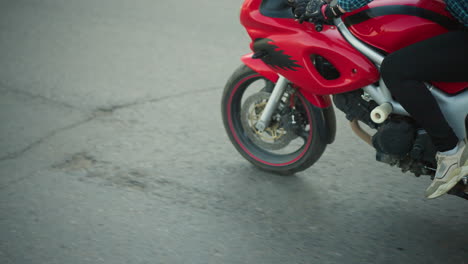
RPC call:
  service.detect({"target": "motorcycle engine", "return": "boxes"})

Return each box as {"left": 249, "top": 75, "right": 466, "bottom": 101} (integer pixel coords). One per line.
{"left": 372, "top": 118, "right": 415, "bottom": 156}
{"left": 372, "top": 117, "right": 437, "bottom": 176}
{"left": 334, "top": 90, "right": 437, "bottom": 176}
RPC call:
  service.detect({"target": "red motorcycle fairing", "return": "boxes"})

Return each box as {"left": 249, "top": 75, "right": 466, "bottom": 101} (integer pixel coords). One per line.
{"left": 241, "top": 54, "right": 333, "bottom": 108}
{"left": 241, "top": 53, "right": 279, "bottom": 84}
{"left": 241, "top": 0, "right": 380, "bottom": 100}
{"left": 241, "top": 0, "right": 467, "bottom": 97}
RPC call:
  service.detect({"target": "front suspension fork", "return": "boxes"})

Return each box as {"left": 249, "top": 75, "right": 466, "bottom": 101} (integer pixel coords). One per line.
{"left": 255, "top": 75, "right": 289, "bottom": 132}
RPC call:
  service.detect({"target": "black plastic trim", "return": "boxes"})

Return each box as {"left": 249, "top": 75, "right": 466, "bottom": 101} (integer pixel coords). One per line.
{"left": 311, "top": 55, "right": 341, "bottom": 80}
{"left": 315, "top": 104, "right": 337, "bottom": 144}
{"left": 260, "top": 0, "right": 295, "bottom": 18}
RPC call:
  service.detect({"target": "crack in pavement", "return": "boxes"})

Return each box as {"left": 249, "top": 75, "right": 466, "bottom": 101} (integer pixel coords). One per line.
{"left": 0, "top": 115, "right": 95, "bottom": 162}
{"left": 0, "top": 86, "right": 221, "bottom": 163}
{"left": 95, "top": 86, "right": 221, "bottom": 113}
{"left": 0, "top": 81, "right": 80, "bottom": 111}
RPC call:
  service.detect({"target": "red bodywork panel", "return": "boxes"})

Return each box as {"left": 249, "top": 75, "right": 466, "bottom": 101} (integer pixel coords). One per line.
{"left": 240, "top": 0, "right": 466, "bottom": 98}
{"left": 241, "top": 0, "right": 379, "bottom": 99}
{"left": 241, "top": 54, "right": 279, "bottom": 83}
{"left": 241, "top": 54, "right": 332, "bottom": 108}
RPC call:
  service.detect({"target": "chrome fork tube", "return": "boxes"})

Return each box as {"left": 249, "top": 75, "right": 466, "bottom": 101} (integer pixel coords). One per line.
{"left": 255, "top": 75, "right": 289, "bottom": 132}
{"left": 335, "top": 18, "right": 384, "bottom": 67}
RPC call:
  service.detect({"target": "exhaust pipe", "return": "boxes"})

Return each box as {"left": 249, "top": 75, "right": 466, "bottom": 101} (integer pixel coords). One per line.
{"left": 350, "top": 120, "right": 373, "bottom": 146}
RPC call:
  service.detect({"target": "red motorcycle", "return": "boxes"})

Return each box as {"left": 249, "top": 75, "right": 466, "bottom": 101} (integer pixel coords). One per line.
{"left": 221, "top": 0, "right": 468, "bottom": 198}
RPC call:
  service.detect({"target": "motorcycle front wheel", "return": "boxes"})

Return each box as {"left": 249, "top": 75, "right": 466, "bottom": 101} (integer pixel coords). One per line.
{"left": 221, "top": 64, "right": 327, "bottom": 175}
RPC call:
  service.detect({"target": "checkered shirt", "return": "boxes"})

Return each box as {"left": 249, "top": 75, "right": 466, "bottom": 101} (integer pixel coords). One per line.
{"left": 337, "top": 0, "right": 467, "bottom": 26}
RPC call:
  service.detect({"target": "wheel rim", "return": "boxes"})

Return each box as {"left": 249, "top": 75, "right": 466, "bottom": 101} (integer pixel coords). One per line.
{"left": 227, "top": 74, "right": 314, "bottom": 166}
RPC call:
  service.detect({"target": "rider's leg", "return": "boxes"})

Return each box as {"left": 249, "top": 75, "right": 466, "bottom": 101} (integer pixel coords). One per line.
{"left": 380, "top": 30, "right": 468, "bottom": 198}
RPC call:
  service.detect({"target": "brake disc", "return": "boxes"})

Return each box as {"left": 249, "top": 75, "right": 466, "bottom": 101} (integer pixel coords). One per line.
{"left": 240, "top": 92, "right": 298, "bottom": 151}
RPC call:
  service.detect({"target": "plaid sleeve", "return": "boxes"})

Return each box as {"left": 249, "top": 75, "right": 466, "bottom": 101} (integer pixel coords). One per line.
{"left": 446, "top": 0, "right": 468, "bottom": 26}
{"left": 337, "top": 0, "right": 373, "bottom": 12}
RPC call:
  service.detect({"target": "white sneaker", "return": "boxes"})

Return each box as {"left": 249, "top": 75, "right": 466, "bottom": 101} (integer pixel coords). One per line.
{"left": 425, "top": 141, "right": 468, "bottom": 199}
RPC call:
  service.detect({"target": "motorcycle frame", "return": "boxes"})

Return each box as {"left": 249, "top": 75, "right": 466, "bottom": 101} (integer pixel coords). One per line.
{"left": 336, "top": 18, "right": 468, "bottom": 140}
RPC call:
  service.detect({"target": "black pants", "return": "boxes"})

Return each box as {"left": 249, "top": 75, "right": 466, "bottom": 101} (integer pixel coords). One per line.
{"left": 380, "top": 30, "right": 468, "bottom": 152}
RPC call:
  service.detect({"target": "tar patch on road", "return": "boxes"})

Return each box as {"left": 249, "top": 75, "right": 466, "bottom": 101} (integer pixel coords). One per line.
{"left": 52, "top": 152, "right": 97, "bottom": 171}
{"left": 52, "top": 152, "right": 148, "bottom": 191}
{"left": 51, "top": 152, "right": 240, "bottom": 213}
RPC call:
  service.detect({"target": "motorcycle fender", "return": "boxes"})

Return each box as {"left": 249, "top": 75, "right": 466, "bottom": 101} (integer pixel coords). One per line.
{"left": 314, "top": 104, "right": 337, "bottom": 144}
{"left": 242, "top": 53, "right": 336, "bottom": 144}
{"left": 299, "top": 90, "right": 336, "bottom": 144}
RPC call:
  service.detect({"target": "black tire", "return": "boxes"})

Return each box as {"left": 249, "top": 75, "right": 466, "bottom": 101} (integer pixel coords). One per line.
{"left": 221, "top": 64, "right": 328, "bottom": 175}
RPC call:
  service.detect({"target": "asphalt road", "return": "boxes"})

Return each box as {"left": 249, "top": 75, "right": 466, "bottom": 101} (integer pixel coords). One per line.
{"left": 0, "top": 1, "right": 466, "bottom": 264}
